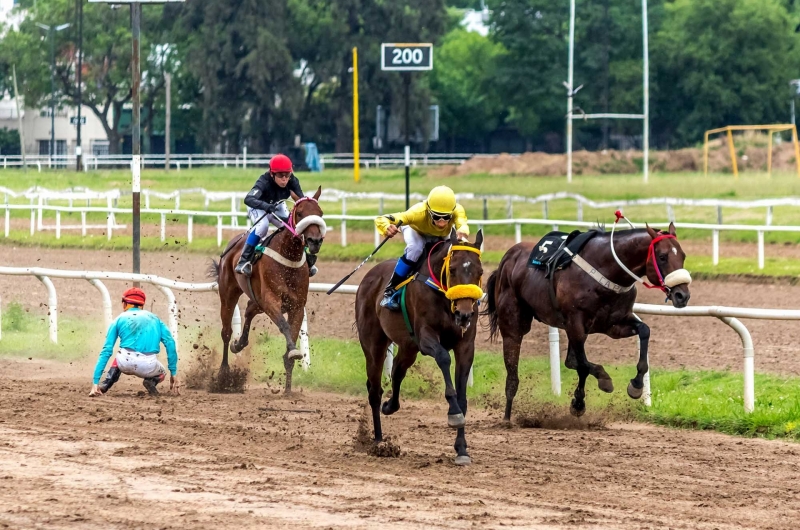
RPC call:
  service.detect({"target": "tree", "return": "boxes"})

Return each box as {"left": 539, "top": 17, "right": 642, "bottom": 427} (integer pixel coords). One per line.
{"left": 1, "top": 0, "right": 169, "bottom": 154}
{"left": 430, "top": 28, "right": 506, "bottom": 150}
{"left": 653, "top": 0, "right": 800, "bottom": 146}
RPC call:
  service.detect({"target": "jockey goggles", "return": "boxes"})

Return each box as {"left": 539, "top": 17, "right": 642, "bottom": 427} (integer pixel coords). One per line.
{"left": 429, "top": 210, "right": 452, "bottom": 222}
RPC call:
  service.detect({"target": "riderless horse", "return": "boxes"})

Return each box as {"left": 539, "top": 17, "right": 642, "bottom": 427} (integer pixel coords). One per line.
{"left": 356, "top": 229, "right": 484, "bottom": 465}
{"left": 209, "top": 187, "right": 325, "bottom": 392}
{"left": 483, "top": 213, "right": 691, "bottom": 419}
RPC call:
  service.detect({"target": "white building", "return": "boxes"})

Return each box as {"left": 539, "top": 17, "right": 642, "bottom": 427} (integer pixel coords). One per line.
{"left": 0, "top": 0, "right": 111, "bottom": 157}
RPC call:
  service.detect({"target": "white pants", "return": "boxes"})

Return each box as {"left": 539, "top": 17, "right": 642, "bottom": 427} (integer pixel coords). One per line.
{"left": 248, "top": 203, "right": 290, "bottom": 239}
{"left": 402, "top": 225, "right": 441, "bottom": 262}
{"left": 115, "top": 349, "right": 166, "bottom": 379}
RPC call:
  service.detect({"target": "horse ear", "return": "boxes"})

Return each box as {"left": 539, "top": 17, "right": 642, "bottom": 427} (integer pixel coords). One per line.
{"left": 474, "top": 229, "right": 483, "bottom": 250}
{"left": 645, "top": 223, "right": 658, "bottom": 239}
{"left": 668, "top": 221, "right": 677, "bottom": 237}
{"left": 313, "top": 186, "right": 322, "bottom": 200}
{"left": 449, "top": 227, "right": 458, "bottom": 244}
{"left": 290, "top": 190, "right": 300, "bottom": 202}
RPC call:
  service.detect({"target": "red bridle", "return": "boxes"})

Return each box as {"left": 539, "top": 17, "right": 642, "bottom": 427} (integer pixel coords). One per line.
{"left": 281, "top": 196, "right": 320, "bottom": 238}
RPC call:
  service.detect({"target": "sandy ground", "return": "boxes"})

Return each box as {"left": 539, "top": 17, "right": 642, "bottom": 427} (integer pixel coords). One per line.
{"left": 1, "top": 244, "right": 800, "bottom": 377}
{"left": 1, "top": 358, "right": 799, "bottom": 529}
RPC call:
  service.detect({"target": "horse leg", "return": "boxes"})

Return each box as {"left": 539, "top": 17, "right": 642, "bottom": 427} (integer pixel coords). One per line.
{"left": 282, "top": 307, "right": 307, "bottom": 394}
{"left": 253, "top": 291, "right": 300, "bottom": 393}
{"left": 381, "top": 344, "right": 418, "bottom": 416}
{"left": 567, "top": 339, "right": 590, "bottom": 417}
{"left": 231, "top": 300, "right": 259, "bottom": 354}
{"left": 452, "top": 341, "right": 474, "bottom": 466}
{"left": 606, "top": 318, "right": 650, "bottom": 400}
{"left": 419, "top": 329, "right": 463, "bottom": 429}
{"left": 498, "top": 302, "right": 533, "bottom": 422}
{"left": 364, "top": 338, "right": 390, "bottom": 442}
{"left": 218, "top": 291, "right": 240, "bottom": 371}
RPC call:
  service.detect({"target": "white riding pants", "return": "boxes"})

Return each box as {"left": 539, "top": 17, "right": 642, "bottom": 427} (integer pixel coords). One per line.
{"left": 402, "top": 225, "right": 440, "bottom": 262}
{"left": 248, "top": 202, "right": 291, "bottom": 238}
{"left": 115, "top": 348, "right": 166, "bottom": 379}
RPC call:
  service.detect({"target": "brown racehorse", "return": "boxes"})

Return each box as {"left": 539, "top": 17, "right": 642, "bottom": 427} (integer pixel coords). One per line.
{"left": 483, "top": 222, "right": 691, "bottom": 420}
{"left": 209, "top": 187, "right": 325, "bottom": 392}
{"left": 356, "top": 229, "right": 484, "bottom": 465}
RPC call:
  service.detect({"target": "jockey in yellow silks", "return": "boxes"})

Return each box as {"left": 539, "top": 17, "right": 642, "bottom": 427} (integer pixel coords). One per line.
{"left": 374, "top": 185, "right": 470, "bottom": 311}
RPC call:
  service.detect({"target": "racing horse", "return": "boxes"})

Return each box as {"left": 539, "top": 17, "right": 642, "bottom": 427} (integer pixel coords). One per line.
{"left": 356, "top": 229, "right": 484, "bottom": 465}
{"left": 483, "top": 215, "right": 691, "bottom": 419}
{"left": 209, "top": 187, "right": 325, "bottom": 392}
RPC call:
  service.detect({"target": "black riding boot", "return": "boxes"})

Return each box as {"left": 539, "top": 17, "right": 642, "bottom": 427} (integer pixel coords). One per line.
{"left": 306, "top": 251, "right": 318, "bottom": 277}
{"left": 380, "top": 272, "right": 407, "bottom": 311}
{"left": 235, "top": 243, "right": 256, "bottom": 276}
{"left": 142, "top": 376, "right": 161, "bottom": 396}
{"left": 98, "top": 366, "right": 121, "bottom": 393}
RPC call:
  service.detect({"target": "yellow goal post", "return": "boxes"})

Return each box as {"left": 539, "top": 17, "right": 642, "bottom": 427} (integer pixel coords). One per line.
{"left": 703, "top": 124, "right": 800, "bottom": 178}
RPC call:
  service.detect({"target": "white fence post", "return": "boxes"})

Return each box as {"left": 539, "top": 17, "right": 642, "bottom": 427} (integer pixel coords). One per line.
{"left": 766, "top": 206, "right": 773, "bottom": 226}
{"left": 160, "top": 213, "right": 166, "bottom": 242}
{"left": 36, "top": 275, "right": 57, "bottom": 344}
{"left": 155, "top": 285, "right": 178, "bottom": 353}
{"left": 106, "top": 210, "right": 112, "bottom": 240}
{"left": 384, "top": 343, "right": 395, "bottom": 379}
{"left": 4, "top": 209, "right": 8, "bottom": 237}
{"left": 515, "top": 223, "right": 522, "bottom": 244}
{"left": 757, "top": 231, "right": 764, "bottom": 269}
{"left": 88, "top": 279, "right": 113, "bottom": 329}
{"left": 341, "top": 197, "right": 347, "bottom": 247}
{"left": 217, "top": 216, "right": 223, "bottom": 247}
{"left": 300, "top": 309, "right": 310, "bottom": 370}
{"left": 712, "top": 229, "right": 719, "bottom": 266}
{"left": 187, "top": 215, "right": 193, "bottom": 243}
{"left": 232, "top": 304, "right": 242, "bottom": 340}
{"left": 549, "top": 326, "right": 561, "bottom": 395}
{"left": 641, "top": 339, "right": 652, "bottom": 407}
{"left": 81, "top": 211, "right": 87, "bottom": 236}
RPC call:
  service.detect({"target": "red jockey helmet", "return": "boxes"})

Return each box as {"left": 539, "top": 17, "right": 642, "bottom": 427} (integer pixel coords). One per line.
{"left": 122, "top": 287, "right": 146, "bottom": 306}
{"left": 269, "top": 154, "right": 293, "bottom": 173}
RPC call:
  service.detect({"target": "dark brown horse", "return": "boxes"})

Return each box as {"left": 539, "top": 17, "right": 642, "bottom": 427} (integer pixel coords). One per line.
{"left": 483, "top": 222, "right": 691, "bottom": 419}
{"left": 356, "top": 229, "right": 484, "bottom": 465}
{"left": 209, "top": 187, "right": 325, "bottom": 392}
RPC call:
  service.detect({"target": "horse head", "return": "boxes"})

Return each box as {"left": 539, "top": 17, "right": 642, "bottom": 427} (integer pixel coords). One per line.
{"left": 289, "top": 186, "right": 325, "bottom": 255}
{"left": 443, "top": 228, "right": 485, "bottom": 329}
{"left": 645, "top": 222, "right": 691, "bottom": 308}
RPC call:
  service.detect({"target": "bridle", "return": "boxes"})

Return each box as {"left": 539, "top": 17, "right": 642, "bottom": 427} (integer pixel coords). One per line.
{"left": 279, "top": 196, "right": 326, "bottom": 240}
{"left": 610, "top": 210, "right": 691, "bottom": 296}
{"left": 426, "top": 241, "right": 484, "bottom": 313}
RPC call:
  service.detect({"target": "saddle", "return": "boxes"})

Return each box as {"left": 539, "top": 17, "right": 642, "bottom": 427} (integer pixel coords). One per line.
{"left": 219, "top": 227, "right": 285, "bottom": 261}
{"left": 528, "top": 229, "right": 600, "bottom": 279}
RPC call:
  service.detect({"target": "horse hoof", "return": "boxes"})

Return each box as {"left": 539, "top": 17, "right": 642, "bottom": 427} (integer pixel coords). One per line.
{"left": 287, "top": 349, "right": 303, "bottom": 360}
{"left": 454, "top": 455, "right": 471, "bottom": 466}
{"left": 570, "top": 399, "right": 586, "bottom": 418}
{"left": 230, "top": 341, "right": 244, "bottom": 354}
{"left": 627, "top": 381, "right": 644, "bottom": 400}
{"left": 448, "top": 413, "right": 466, "bottom": 429}
{"left": 598, "top": 377, "right": 614, "bottom": 393}
{"left": 381, "top": 400, "right": 399, "bottom": 416}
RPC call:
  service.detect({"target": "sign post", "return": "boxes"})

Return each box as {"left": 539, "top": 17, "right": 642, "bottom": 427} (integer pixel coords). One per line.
{"left": 381, "top": 43, "right": 433, "bottom": 209}
{"left": 89, "top": 0, "right": 184, "bottom": 280}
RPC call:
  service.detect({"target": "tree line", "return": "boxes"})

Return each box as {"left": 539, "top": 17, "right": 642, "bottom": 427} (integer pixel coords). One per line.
{"left": 1, "top": 0, "right": 798, "bottom": 154}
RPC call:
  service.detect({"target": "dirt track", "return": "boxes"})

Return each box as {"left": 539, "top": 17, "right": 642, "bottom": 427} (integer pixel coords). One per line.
{"left": 1, "top": 358, "right": 799, "bottom": 529}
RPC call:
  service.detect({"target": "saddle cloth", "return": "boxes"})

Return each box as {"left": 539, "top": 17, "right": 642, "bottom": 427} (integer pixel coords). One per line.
{"left": 527, "top": 229, "right": 600, "bottom": 277}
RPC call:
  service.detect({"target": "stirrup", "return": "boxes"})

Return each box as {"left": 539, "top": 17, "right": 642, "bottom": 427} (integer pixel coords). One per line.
{"left": 380, "top": 290, "right": 401, "bottom": 311}
{"left": 235, "top": 260, "right": 253, "bottom": 276}
{"left": 309, "top": 265, "right": 318, "bottom": 277}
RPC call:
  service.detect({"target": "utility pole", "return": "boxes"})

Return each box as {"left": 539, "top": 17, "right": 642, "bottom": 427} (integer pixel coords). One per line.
{"left": 76, "top": 0, "right": 84, "bottom": 171}
{"left": 36, "top": 22, "right": 70, "bottom": 166}
{"left": 12, "top": 65, "right": 26, "bottom": 171}
{"left": 165, "top": 72, "right": 171, "bottom": 170}
{"left": 131, "top": 2, "right": 141, "bottom": 278}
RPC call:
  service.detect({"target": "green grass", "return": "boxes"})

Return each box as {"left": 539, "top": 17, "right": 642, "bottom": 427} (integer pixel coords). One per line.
{"left": 0, "top": 302, "right": 102, "bottom": 360}
{"left": 250, "top": 335, "right": 800, "bottom": 442}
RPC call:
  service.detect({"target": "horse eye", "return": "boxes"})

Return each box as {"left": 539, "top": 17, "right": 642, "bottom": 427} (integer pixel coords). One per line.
{"left": 659, "top": 254, "right": 668, "bottom": 262}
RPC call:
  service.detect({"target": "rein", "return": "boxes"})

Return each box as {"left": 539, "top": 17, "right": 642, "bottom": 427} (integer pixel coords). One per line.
{"left": 609, "top": 210, "right": 691, "bottom": 295}
{"left": 279, "top": 196, "right": 326, "bottom": 239}
{"left": 426, "top": 241, "right": 484, "bottom": 313}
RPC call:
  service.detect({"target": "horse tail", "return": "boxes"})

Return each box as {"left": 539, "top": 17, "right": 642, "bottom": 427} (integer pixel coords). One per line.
{"left": 482, "top": 268, "right": 500, "bottom": 342}
{"left": 207, "top": 258, "right": 220, "bottom": 281}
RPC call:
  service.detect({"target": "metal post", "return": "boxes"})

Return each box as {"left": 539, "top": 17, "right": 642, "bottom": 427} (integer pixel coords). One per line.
{"left": 12, "top": 65, "right": 26, "bottom": 170}
{"left": 642, "top": 0, "right": 649, "bottom": 184}
{"left": 49, "top": 28, "right": 55, "bottom": 164}
{"left": 353, "top": 47, "right": 360, "bottom": 183}
{"left": 165, "top": 72, "right": 171, "bottom": 170}
{"left": 131, "top": 3, "right": 142, "bottom": 281}
{"left": 549, "top": 327, "right": 561, "bottom": 395}
{"left": 404, "top": 72, "right": 411, "bottom": 209}
{"left": 566, "top": 0, "right": 575, "bottom": 183}
{"left": 76, "top": 0, "right": 83, "bottom": 172}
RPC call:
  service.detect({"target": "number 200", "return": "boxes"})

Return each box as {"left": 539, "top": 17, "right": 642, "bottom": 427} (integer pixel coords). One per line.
{"left": 392, "top": 48, "right": 424, "bottom": 65}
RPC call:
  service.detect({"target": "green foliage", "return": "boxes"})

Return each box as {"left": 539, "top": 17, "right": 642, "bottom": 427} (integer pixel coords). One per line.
{"left": 0, "top": 127, "right": 20, "bottom": 155}
{"left": 3, "top": 302, "right": 27, "bottom": 332}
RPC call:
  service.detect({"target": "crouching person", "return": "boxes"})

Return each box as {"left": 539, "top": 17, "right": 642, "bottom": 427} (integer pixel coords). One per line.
{"left": 89, "top": 287, "right": 180, "bottom": 397}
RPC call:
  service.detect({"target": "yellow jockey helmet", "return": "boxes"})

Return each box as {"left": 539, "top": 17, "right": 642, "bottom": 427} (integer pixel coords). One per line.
{"left": 426, "top": 186, "right": 457, "bottom": 215}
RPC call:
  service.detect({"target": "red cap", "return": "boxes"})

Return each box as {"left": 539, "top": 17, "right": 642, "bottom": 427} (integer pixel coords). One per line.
{"left": 269, "top": 154, "right": 293, "bottom": 173}
{"left": 122, "top": 287, "right": 146, "bottom": 306}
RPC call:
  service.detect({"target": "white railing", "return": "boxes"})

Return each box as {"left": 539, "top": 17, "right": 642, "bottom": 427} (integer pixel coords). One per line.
{"left": 0, "top": 266, "right": 791, "bottom": 414}
{"left": 0, "top": 152, "right": 474, "bottom": 171}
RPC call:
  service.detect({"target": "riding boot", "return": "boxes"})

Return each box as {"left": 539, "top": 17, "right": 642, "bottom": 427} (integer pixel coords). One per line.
{"left": 235, "top": 243, "right": 256, "bottom": 276}
{"left": 98, "top": 366, "right": 121, "bottom": 393}
{"left": 380, "top": 256, "right": 415, "bottom": 311}
{"left": 306, "top": 250, "right": 318, "bottom": 277}
{"left": 142, "top": 376, "right": 161, "bottom": 396}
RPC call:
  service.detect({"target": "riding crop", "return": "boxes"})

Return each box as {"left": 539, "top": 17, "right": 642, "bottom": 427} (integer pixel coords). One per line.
{"left": 326, "top": 221, "right": 403, "bottom": 295}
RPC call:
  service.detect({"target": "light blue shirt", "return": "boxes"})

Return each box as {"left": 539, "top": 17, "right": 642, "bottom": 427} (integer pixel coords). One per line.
{"left": 92, "top": 308, "right": 178, "bottom": 384}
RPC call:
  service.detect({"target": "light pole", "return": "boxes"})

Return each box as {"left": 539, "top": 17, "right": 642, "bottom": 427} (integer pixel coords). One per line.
{"left": 36, "top": 22, "right": 71, "bottom": 164}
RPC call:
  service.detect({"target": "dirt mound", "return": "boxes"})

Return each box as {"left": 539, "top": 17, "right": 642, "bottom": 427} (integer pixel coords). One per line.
{"left": 353, "top": 403, "right": 402, "bottom": 457}
{"left": 184, "top": 340, "right": 250, "bottom": 393}
{"left": 431, "top": 134, "right": 800, "bottom": 177}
